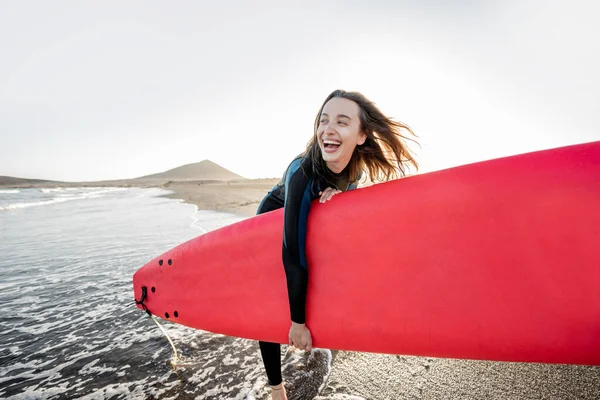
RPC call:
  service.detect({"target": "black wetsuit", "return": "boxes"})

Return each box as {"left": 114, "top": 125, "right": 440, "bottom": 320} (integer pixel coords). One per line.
{"left": 257, "top": 155, "right": 359, "bottom": 386}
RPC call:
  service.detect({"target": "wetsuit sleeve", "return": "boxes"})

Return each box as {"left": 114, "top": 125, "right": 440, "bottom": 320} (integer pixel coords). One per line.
{"left": 282, "top": 160, "right": 313, "bottom": 324}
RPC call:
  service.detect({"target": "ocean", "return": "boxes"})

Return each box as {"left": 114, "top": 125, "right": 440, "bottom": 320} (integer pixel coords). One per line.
{"left": 0, "top": 187, "right": 335, "bottom": 400}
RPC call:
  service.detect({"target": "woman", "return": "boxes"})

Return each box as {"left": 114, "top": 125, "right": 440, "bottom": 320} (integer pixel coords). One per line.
{"left": 256, "top": 89, "right": 418, "bottom": 399}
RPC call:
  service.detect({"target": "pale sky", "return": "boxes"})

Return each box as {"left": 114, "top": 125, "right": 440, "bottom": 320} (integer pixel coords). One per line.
{"left": 1, "top": 1, "right": 599, "bottom": 181}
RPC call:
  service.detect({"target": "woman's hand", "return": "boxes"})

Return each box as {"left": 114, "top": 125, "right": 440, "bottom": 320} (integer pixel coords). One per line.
{"left": 289, "top": 322, "right": 312, "bottom": 351}
{"left": 318, "top": 187, "right": 341, "bottom": 203}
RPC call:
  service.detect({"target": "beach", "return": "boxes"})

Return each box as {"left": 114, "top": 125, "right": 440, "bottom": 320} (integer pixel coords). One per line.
{"left": 162, "top": 179, "right": 281, "bottom": 217}
{"left": 162, "top": 181, "right": 599, "bottom": 400}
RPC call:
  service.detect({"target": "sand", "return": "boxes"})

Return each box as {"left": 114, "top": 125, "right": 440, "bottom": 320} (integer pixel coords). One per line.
{"left": 164, "top": 180, "right": 600, "bottom": 400}
{"left": 160, "top": 179, "right": 280, "bottom": 217}
{"left": 317, "top": 351, "right": 599, "bottom": 400}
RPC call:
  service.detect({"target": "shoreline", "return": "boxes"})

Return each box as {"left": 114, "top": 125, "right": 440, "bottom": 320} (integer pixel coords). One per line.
{"left": 159, "top": 179, "right": 279, "bottom": 217}
{"left": 1, "top": 179, "right": 279, "bottom": 218}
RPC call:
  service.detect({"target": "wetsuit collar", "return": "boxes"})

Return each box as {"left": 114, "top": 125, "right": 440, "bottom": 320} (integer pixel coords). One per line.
{"left": 326, "top": 163, "right": 350, "bottom": 177}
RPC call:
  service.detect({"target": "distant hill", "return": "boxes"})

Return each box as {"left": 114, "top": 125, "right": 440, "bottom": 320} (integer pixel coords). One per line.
{"left": 0, "top": 176, "right": 58, "bottom": 186}
{"left": 135, "top": 160, "right": 245, "bottom": 181}
{"left": 0, "top": 160, "right": 245, "bottom": 187}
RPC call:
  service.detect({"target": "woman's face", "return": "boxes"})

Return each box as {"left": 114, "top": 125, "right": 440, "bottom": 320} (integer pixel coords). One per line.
{"left": 317, "top": 97, "right": 366, "bottom": 173}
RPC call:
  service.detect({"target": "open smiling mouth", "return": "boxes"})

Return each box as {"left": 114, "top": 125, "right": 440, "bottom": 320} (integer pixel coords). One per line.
{"left": 323, "top": 139, "right": 341, "bottom": 152}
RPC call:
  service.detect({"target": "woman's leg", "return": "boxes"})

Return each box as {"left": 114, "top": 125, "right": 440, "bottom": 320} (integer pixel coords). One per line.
{"left": 258, "top": 341, "right": 282, "bottom": 385}
{"left": 255, "top": 192, "right": 286, "bottom": 387}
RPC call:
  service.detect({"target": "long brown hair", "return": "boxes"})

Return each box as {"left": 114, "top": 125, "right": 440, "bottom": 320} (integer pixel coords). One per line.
{"left": 303, "top": 89, "right": 418, "bottom": 185}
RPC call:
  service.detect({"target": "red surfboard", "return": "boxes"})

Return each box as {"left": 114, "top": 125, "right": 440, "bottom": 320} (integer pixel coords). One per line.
{"left": 133, "top": 141, "right": 600, "bottom": 365}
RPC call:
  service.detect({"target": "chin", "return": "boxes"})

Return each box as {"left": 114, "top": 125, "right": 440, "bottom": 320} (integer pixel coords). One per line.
{"left": 321, "top": 153, "right": 333, "bottom": 162}
{"left": 319, "top": 146, "right": 342, "bottom": 163}
{"left": 319, "top": 149, "right": 336, "bottom": 163}
{"left": 321, "top": 153, "right": 346, "bottom": 168}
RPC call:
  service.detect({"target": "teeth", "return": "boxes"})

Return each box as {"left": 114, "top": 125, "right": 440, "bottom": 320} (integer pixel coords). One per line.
{"left": 324, "top": 140, "right": 341, "bottom": 145}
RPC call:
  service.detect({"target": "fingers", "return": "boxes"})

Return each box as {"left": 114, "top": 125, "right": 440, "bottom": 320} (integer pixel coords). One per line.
{"left": 289, "top": 331, "right": 296, "bottom": 348}
{"left": 319, "top": 189, "right": 328, "bottom": 203}
{"left": 296, "top": 335, "right": 313, "bottom": 352}
{"left": 300, "top": 338, "right": 312, "bottom": 351}
{"left": 319, "top": 187, "right": 341, "bottom": 203}
{"left": 289, "top": 338, "right": 310, "bottom": 351}
{"left": 288, "top": 324, "right": 312, "bottom": 351}
{"left": 327, "top": 189, "right": 341, "bottom": 201}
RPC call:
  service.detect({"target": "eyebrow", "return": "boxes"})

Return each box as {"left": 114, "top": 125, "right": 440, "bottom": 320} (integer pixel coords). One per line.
{"left": 321, "top": 113, "right": 351, "bottom": 120}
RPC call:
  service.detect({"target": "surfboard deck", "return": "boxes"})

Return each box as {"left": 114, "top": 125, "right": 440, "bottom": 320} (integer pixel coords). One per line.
{"left": 133, "top": 141, "right": 600, "bottom": 365}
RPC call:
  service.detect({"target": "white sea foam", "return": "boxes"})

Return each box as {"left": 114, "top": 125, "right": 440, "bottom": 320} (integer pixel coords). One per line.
{"left": 79, "top": 359, "right": 118, "bottom": 375}
{"left": 1, "top": 188, "right": 127, "bottom": 211}
{"left": 0, "top": 189, "right": 20, "bottom": 194}
{"left": 317, "top": 349, "right": 334, "bottom": 393}
{"left": 75, "top": 375, "right": 178, "bottom": 400}
{"left": 2, "top": 197, "right": 79, "bottom": 210}
{"left": 40, "top": 188, "right": 64, "bottom": 193}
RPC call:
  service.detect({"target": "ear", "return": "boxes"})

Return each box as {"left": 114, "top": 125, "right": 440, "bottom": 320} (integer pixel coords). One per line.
{"left": 358, "top": 132, "right": 367, "bottom": 146}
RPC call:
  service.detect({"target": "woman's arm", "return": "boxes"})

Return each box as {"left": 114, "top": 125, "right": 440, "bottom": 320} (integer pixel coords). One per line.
{"left": 282, "top": 159, "right": 312, "bottom": 324}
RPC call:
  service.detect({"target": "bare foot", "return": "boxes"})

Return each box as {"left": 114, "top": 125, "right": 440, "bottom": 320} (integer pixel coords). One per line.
{"left": 270, "top": 382, "right": 287, "bottom": 400}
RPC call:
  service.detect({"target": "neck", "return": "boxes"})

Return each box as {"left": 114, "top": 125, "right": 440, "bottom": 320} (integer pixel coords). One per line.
{"left": 326, "top": 160, "right": 349, "bottom": 174}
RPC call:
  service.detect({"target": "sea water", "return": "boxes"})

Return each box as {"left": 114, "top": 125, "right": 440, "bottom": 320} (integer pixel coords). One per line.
{"left": 0, "top": 188, "right": 335, "bottom": 399}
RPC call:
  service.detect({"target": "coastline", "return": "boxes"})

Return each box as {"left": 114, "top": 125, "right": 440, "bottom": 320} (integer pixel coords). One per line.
{"left": 0, "top": 178, "right": 279, "bottom": 218}
{"left": 159, "top": 179, "right": 279, "bottom": 217}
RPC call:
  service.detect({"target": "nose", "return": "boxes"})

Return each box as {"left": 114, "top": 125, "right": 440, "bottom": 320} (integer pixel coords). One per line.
{"left": 324, "top": 122, "right": 337, "bottom": 135}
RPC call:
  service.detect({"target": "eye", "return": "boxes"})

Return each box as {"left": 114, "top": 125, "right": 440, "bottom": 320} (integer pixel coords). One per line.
{"left": 338, "top": 121, "right": 347, "bottom": 126}
{"left": 320, "top": 119, "right": 328, "bottom": 124}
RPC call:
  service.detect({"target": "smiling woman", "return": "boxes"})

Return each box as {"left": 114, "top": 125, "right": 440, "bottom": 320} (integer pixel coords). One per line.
{"left": 255, "top": 89, "right": 418, "bottom": 399}
{"left": 307, "top": 91, "right": 418, "bottom": 183}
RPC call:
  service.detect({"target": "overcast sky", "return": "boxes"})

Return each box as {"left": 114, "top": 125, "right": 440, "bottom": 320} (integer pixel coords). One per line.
{"left": 1, "top": 1, "right": 599, "bottom": 181}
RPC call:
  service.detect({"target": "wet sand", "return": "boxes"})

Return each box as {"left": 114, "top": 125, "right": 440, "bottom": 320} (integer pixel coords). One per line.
{"left": 161, "top": 179, "right": 280, "bottom": 217}
{"left": 317, "top": 351, "right": 599, "bottom": 400}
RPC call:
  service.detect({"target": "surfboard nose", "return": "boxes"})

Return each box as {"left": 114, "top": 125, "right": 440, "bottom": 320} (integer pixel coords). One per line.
{"left": 133, "top": 254, "right": 182, "bottom": 322}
